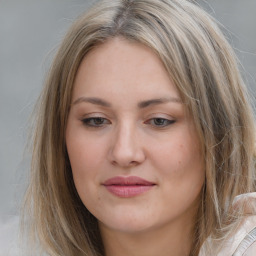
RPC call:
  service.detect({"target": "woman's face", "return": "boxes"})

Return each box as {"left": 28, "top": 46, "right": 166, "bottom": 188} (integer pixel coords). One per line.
{"left": 66, "top": 37, "right": 205, "bottom": 234}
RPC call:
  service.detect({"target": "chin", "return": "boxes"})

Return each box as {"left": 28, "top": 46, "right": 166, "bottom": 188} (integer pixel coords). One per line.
{"left": 97, "top": 209, "right": 161, "bottom": 234}
{"left": 100, "top": 221, "right": 154, "bottom": 234}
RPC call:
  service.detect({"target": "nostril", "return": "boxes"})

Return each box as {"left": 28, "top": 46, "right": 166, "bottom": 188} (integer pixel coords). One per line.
{"left": 108, "top": 130, "right": 146, "bottom": 167}
{"left": 129, "top": 161, "right": 139, "bottom": 166}
{"left": 111, "top": 159, "right": 139, "bottom": 167}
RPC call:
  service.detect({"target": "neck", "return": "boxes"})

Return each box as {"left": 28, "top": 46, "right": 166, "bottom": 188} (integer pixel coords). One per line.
{"left": 99, "top": 213, "right": 195, "bottom": 256}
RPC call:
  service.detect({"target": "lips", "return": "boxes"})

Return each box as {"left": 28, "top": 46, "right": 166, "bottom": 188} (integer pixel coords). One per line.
{"left": 103, "top": 176, "right": 156, "bottom": 198}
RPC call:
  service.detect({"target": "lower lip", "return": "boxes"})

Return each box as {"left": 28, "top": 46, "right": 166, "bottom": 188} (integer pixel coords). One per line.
{"left": 104, "top": 185, "right": 154, "bottom": 198}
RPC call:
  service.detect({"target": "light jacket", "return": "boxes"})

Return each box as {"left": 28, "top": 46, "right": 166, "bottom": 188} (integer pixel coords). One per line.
{"left": 200, "top": 193, "right": 256, "bottom": 256}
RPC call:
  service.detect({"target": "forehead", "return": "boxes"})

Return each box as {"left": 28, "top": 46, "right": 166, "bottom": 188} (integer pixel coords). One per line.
{"left": 72, "top": 37, "right": 181, "bottom": 102}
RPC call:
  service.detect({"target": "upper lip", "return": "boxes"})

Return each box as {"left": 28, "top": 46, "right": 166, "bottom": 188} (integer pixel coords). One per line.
{"left": 103, "top": 176, "right": 155, "bottom": 186}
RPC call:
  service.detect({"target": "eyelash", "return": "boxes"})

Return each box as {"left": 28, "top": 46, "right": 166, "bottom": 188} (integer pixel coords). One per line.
{"left": 81, "top": 117, "right": 110, "bottom": 127}
{"left": 81, "top": 117, "right": 176, "bottom": 128}
{"left": 145, "top": 118, "right": 176, "bottom": 127}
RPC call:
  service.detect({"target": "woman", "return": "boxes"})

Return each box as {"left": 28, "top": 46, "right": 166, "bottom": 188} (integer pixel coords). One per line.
{"left": 23, "top": 0, "right": 256, "bottom": 255}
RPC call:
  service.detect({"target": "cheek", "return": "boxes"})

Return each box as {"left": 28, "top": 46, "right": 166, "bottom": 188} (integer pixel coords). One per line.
{"left": 157, "top": 138, "right": 204, "bottom": 214}
{"left": 66, "top": 138, "right": 101, "bottom": 207}
{"left": 149, "top": 127, "right": 205, "bottom": 195}
{"left": 151, "top": 134, "right": 202, "bottom": 172}
{"left": 66, "top": 128, "right": 99, "bottom": 190}
{"left": 66, "top": 130, "right": 105, "bottom": 173}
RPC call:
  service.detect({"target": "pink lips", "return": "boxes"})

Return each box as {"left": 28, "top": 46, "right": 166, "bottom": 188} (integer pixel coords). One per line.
{"left": 103, "top": 176, "right": 155, "bottom": 198}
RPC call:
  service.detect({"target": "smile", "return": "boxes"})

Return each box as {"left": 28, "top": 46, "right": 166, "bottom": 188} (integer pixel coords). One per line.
{"left": 103, "top": 176, "right": 156, "bottom": 198}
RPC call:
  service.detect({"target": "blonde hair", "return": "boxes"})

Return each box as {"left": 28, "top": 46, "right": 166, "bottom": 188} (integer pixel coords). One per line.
{"left": 22, "top": 0, "right": 256, "bottom": 255}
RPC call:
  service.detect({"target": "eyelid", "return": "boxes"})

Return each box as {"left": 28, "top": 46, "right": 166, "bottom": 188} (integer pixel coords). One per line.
{"left": 145, "top": 118, "right": 175, "bottom": 126}
{"left": 80, "top": 112, "right": 111, "bottom": 120}
{"left": 80, "top": 115, "right": 111, "bottom": 128}
{"left": 144, "top": 113, "right": 175, "bottom": 121}
{"left": 79, "top": 112, "right": 176, "bottom": 128}
{"left": 144, "top": 113, "right": 176, "bottom": 128}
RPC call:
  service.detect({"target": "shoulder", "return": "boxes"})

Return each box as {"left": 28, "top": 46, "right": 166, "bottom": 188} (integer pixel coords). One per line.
{"left": 232, "top": 226, "right": 256, "bottom": 256}
{"left": 220, "top": 193, "right": 256, "bottom": 256}
{"left": 199, "top": 193, "right": 256, "bottom": 256}
{"left": 242, "top": 239, "right": 256, "bottom": 256}
{"left": 216, "top": 215, "right": 256, "bottom": 256}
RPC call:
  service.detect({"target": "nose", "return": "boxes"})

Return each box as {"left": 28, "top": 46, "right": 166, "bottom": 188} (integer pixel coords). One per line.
{"left": 108, "top": 123, "right": 146, "bottom": 168}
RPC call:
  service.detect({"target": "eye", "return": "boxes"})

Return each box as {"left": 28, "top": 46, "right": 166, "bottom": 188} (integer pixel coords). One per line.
{"left": 81, "top": 117, "right": 110, "bottom": 127}
{"left": 145, "top": 118, "right": 175, "bottom": 127}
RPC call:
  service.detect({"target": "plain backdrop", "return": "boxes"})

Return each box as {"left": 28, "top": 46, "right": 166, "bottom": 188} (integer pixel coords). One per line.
{"left": 0, "top": 0, "right": 256, "bottom": 255}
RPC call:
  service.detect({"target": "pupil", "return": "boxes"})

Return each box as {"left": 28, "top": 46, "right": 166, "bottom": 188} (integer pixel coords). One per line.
{"left": 155, "top": 118, "right": 164, "bottom": 125}
{"left": 95, "top": 118, "right": 103, "bottom": 124}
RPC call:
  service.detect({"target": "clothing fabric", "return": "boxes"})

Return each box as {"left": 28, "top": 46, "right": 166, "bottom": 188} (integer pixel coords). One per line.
{"left": 220, "top": 215, "right": 256, "bottom": 256}
{"left": 233, "top": 226, "right": 256, "bottom": 255}
{"left": 199, "top": 193, "right": 256, "bottom": 256}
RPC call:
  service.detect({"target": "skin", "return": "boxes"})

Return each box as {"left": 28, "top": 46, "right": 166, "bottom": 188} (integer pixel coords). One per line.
{"left": 66, "top": 37, "right": 205, "bottom": 256}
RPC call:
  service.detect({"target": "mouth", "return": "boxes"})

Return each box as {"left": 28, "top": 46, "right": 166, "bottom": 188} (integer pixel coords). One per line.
{"left": 103, "top": 176, "right": 156, "bottom": 198}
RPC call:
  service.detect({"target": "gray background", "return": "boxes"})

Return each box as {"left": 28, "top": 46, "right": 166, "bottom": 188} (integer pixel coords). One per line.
{"left": 0, "top": 0, "right": 256, "bottom": 255}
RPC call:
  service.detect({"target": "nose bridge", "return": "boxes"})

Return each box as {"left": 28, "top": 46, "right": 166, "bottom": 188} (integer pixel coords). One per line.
{"left": 109, "top": 119, "right": 145, "bottom": 167}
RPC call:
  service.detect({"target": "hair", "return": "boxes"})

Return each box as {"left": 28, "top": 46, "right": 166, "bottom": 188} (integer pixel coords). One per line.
{"left": 22, "top": 0, "right": 256, "bottom": 255}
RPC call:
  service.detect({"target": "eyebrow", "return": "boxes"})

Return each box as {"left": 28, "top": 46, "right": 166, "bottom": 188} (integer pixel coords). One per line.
{"left": 138, "top": 97, "right": 182, "bottom": 108}
{"left": 72, "top": 96, "right": 182, "bottom": 108}
{"left": 72, "top": 97, "right": 111, "bottom": 107}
